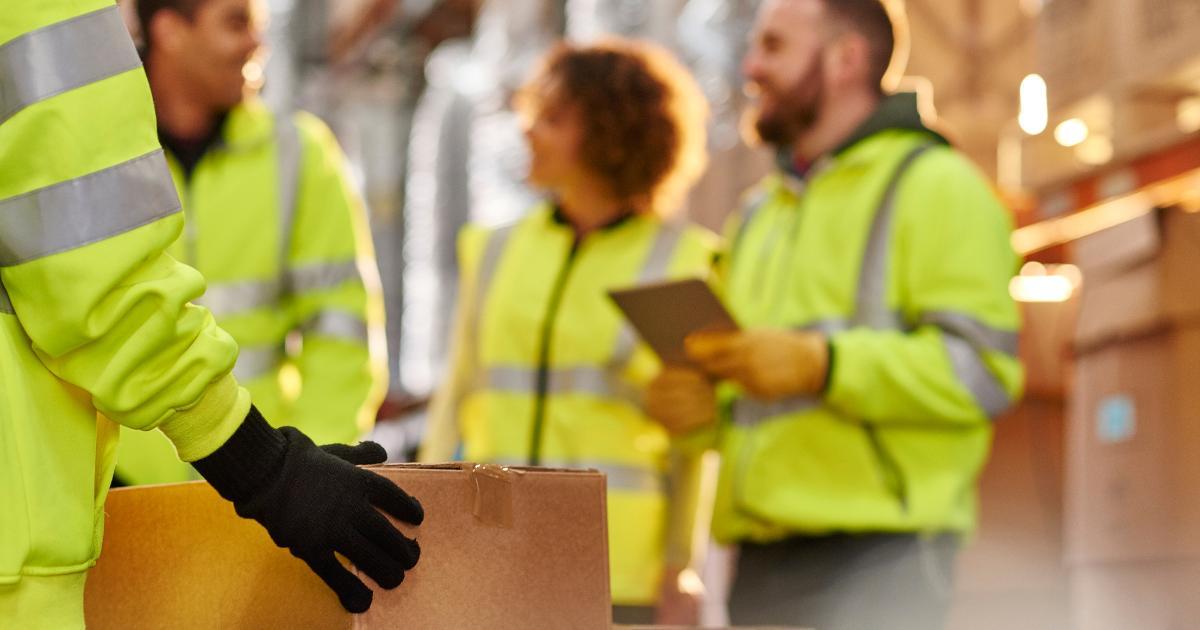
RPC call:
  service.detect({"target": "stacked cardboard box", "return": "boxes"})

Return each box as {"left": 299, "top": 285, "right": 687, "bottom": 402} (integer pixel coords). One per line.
{"left": 1067, "top": 206, "right": 1200, "bottom": 628}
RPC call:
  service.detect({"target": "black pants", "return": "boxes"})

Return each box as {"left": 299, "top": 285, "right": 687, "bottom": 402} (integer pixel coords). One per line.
{"left": 729, "top": 533, "right": 958, "bottom": 630}
{"left": 611, "top": 605, "right": 654, "bottom": 625}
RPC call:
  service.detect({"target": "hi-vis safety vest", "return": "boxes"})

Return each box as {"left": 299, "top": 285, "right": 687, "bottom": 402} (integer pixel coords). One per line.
{"left": 710, "top": 128, "right": 1023, "bottom": 544}
{"left": 422, "top": 204, "right": 717, "bottom": 605}
{"left": 2, "top": 3, "right": 250, "bottom": 626}
{"left": 114, "top": 102, "right": 386, "bottom": 485}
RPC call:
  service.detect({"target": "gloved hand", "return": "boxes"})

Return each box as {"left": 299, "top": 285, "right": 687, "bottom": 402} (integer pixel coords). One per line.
{"left": 685, "top": 329, "right": 829, "bottom": 400}
{"left": 646, "top": 367, "right": 717, "bottom": 436}
{"left": 194, "top": 406, "right": 424, "bottom": 613}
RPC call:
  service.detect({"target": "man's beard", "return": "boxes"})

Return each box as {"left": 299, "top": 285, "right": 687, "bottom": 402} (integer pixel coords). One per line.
{"left": 750, "top": 53, "right": 825, "bottom": 148}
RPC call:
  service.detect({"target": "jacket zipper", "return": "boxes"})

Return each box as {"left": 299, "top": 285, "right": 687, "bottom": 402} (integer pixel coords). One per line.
{"left": 528, "top": 238, "right": 581, "bottom": 466}
{"left": 863, "top": 422, "right": 909, "bottom": 513}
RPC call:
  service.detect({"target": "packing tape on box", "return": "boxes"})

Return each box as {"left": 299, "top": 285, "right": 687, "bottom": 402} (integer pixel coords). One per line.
{"left": 467, "top": 463, "right": 523, "bottom": 528}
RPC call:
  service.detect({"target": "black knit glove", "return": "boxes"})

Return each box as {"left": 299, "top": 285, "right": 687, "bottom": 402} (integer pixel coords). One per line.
{"left": 194, "top": 406, "right": 424, "bottom": 613}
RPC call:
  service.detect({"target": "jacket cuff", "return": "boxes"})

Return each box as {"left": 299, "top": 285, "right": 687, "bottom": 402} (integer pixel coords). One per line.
{"left": 192, "top": 405, "right": 287, "bottom": 503}
{"left": 158, "top": 374, "right": 252, "bottom": 462}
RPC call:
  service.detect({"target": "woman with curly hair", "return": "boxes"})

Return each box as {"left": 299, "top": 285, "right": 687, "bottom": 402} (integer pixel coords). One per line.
{"left": 421, "top": 38, "right": 715, "bottom": 623}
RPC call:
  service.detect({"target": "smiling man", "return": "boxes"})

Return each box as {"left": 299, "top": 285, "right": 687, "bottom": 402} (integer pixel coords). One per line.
{"left": 114, "top": 0, "right": 388, "bottom": 487}
{"left": 645, "top": 1, "right": 1024, "bottom": 628}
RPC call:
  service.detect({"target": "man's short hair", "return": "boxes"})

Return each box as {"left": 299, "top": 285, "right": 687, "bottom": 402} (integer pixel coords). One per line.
{"left": 822, "top": 0, "right": 905, "bottom": 93}
{"left": 135, "top": 0, "right": 207, "bottom": 52}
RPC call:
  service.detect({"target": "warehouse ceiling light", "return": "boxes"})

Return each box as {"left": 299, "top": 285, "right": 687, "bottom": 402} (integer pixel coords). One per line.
{"left": 1019, "top": 74, "right": 1048, "bottom": 135}
{"left": 1009, "top": 262, "right": 1079, "bottom": 303}
{"left": 1020, "top": 0, "right": 1045, "bottom": 16}
{"left": 1178, "top": 96, "right": 1200, "bottom": 133}
{"left": 1054, "top": 118, "right": 1089, "bottom": 147}
{"left": 1075, "top": 134, "right": 1114, "bottom": 165}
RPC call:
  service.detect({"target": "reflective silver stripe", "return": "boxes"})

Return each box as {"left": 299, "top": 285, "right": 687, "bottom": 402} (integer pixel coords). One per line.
{"left": 233, "top": 345, "right": 283, "bottom": 381}
{"left": 474, "top": 224, "right": 517, "bottom": 309}
{"left": 942, "top": 333, "right": 1013, "bottom": 417}
{"left": 199, "top": 261, "right": 362, "bottom": 317}
{"left": 491, "top": 457, "right": 665, "bottom": 493}
{"left": 853, "top": 144, "right": 1012, "bottom": 417}
{"left": 275, "top": 114, "right": 301, "bottom": 256}
{"left": 733, "top": 396, "right": 820, "bottom": 427}
{"left": 0, "top": 6, "right": 142, "bottom": 124}
{"left": 610, "top": 222, "right": 686, "bottom": 367}
{"left": 735, "top": 146, "right": 933, "bottom": 428}
{"left": 798, "top": 318, "right": 850, "bottom": 336}
{"left": 275, "top": 113, "right": 301, "bottom": 279}
{"left": 481, "top": 364, "right": 641, "bottom": 406}
{"left": 854, "top": 145, "right": 934, "bottom": 329}
{"left": 0, "top": 278, "right": 12, "bottom": 314}
{"left": 197, "top": 278, "right": 280, "bottom": 317}
{"left": 469, "top": 223, "right": 518, "bottom": 344}
{"left": 921, "top": 310, "right": 1018, "bottom": 356}
{"left": 302, "top": 310, "right": 369, "bottom": 343}
{"left": 0, "top": 150, "right": 181, "bottom": 265}
{"left": 289, "top": 259, "right": 360, "bottom": 294}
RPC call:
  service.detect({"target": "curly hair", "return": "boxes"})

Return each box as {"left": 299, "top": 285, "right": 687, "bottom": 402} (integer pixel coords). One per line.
{"left": 516, "top": 38, "right": 709, "bottom": 217}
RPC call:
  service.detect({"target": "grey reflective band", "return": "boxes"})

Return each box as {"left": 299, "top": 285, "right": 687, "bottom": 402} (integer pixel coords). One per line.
{"left": 610, "top": 223, "right": 686, "bottom": 368}
{"left": 942, "top": 333, "right": 1013, "bottom": 417}
{"left": 490, "top": 457, "right": 665, "bottom": 493}
{"left": 199, "top": 261, "right": 363, "bottom": 317}
{"left": 470, "top": 223, "right": 518, "bottom": 341}
{"left": 197, "top": 278, "right": 280, "bottom": 317}
{"left": 302, "top": 310, "right": 369, "bottom": 343}
{"left": 474, "top": 224, "right": 517, "bottom": 308}
{"left": 0, "top": 150, "right": 181, "bottom": 265}
{"left": 921, "top": 310, "right": 1019, "bottom": 356}
{"left": 852, "top": 145, "right": 1013, "bottom": 417}
{"left": 736, "top": 145, "right": 934, "bottom": 428}
{"left": 481, "top": 364, "right": 641, "bottom": 406}
{"left": 0, "top": 6, "right": 142, "bottom": 124}
{"left": 289, "top": 259, "right": 360, "bottom": 294}
{"left": 233, "top": 345, "right": 283, "bottom": 381}
{"left": 592, "top": 463, "right": 665, "bottom": 493}
{"left": 275, "top": 113, "right": 301, "bottom": 275}
{"left": 854, "top": 144, "right": 934, "bottom": 329}
{"left": 641, "top": 223, "right": 684, "bottom": 280}
{"left": 798, "top": 318, "right": 850, "bottom": 336}
{"left": 0, "top": 278, "right": 12, "bottom": 314}
{"left": 733, "top": 396, "right": 820, "bottom": 427}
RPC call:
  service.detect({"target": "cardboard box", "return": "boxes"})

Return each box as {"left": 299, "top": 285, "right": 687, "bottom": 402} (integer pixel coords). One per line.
{"left": 1070, "top": 559, "right": 1200, "bottom": 630}
{"left": 85, "top": 464, "right": 612, "bottom": 629}
{"left": 1067, "top": 207, "right": 1200, "bottom": 623}
{"left": 1067, "top": 207, "right": 1200, "bottom": 564}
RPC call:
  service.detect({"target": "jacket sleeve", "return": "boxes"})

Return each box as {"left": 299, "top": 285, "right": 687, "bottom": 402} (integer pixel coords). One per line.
{"left": 418, "top": 224, "right": 489, "bottom": 463}
{"left": 824, "top": 148, "right": 1024, "bottom": 426}
{"left": 0, "top": 0, "right": 248, "bottom": 462}
{"left": 285, "top": 112, "right": 387, "bottom": 445}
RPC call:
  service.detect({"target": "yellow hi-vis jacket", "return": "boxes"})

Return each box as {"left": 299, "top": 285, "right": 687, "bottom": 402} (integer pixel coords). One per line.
{"left": 708, "top": 93, "right": 1024, "bottom": 543}
{"left": 114, "top": 101, "right": 387, "bottom": 485}
{"left": 422, "top": 203, "right": 717, "bottom": 605}
{"left": 1, "top": 3, "right": 250, "bottom": 626}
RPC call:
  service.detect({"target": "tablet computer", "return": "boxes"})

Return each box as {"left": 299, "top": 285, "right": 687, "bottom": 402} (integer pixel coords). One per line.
{"left": 608, "top": 277, "right": 739, "bottom": 366}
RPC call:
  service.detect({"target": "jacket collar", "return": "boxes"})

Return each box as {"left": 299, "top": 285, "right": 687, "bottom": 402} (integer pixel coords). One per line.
{"left": 774, "top": 92, "right": 950, "bottom": 183}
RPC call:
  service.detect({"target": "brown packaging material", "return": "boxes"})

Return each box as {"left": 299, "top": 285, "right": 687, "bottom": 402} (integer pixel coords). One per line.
{"left": 1067, "top": 207, "right": 1200, "bottom": 622}
{"left": 1069, "top": 559, "right": 1200, "bottom": 630}
{"left": 85, "top": 464, "right": 612, "bottom": 629}
{"left": 1067, "top": 207, "right": 1200, "bottom": 564}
